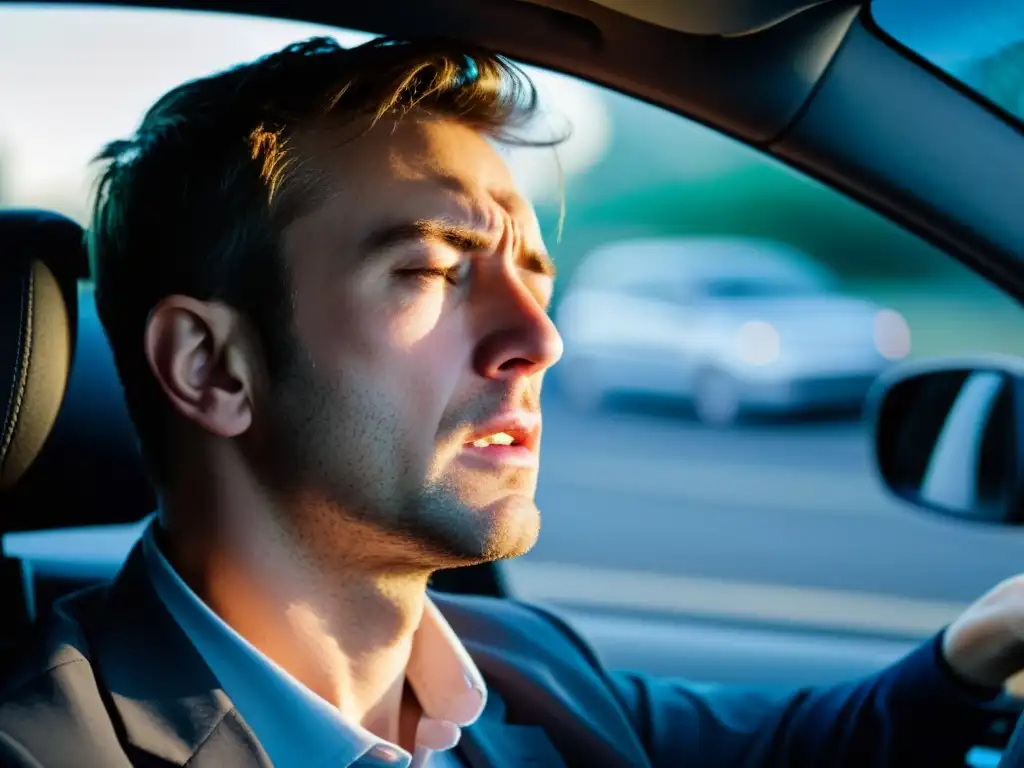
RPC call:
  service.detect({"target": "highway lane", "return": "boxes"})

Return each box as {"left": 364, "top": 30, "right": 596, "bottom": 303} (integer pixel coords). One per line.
{"left": 8, "top": 388, "right": 1023, "bottom": 639}
{"left": 505, "top": 394, "right": 1024, "bottom": 635}
{"left": 541, "top": 392, "right": 872, "bottom": 466}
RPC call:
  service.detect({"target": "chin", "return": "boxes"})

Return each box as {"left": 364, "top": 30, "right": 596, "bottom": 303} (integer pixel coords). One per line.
{"left": 474, "top": 495, "right": 541, "bottom": 562}
{"left": 397, "top": 474, "right": 542, "bottom": 565}
{"left": 419, "top": 491, "right": 540, "bottom": 566}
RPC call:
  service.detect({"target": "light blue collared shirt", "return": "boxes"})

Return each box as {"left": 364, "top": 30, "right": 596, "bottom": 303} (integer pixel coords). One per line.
{"left": 141, "top": 520, "right": 487, "bottom": 768}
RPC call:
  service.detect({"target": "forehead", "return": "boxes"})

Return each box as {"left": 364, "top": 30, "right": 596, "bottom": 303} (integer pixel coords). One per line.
{"left": 298, "top": 117, "right": 539, "bottom": 233}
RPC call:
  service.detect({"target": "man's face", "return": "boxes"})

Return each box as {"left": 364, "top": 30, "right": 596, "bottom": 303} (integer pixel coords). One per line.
{"left": 257, "top": 117, "right": 563, "bottom": 568}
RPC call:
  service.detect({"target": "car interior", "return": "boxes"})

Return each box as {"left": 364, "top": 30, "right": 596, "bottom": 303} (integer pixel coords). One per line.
{"left": 2, "top": 1, "right": 1024, "bottom": 765}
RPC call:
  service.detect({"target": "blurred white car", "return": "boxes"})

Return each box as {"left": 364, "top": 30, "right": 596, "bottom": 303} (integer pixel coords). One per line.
{"left": 555, "top": 237, "right": 912, "bottom": 425}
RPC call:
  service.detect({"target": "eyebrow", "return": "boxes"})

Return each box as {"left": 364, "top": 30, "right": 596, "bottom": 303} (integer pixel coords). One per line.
{"left": 361, "top": 219, "right": 557, "bottom": 279}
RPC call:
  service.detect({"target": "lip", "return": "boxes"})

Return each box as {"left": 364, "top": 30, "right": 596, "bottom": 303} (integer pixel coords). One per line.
{"left": 460, "top": 409, "right": 541, "bottom": 468}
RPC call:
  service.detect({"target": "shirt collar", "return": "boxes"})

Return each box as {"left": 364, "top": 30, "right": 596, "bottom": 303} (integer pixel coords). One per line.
{"left": 141, "top": 518, "right": 487, "bottom": 768}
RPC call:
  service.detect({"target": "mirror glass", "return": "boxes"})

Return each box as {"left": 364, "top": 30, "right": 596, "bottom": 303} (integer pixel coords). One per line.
{"left": 875, "top": 368, "right": 1020, "bottom": 523}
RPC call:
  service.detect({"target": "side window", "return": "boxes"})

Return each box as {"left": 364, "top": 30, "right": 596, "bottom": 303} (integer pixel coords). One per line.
{"left": 2, "top": 6, "right": 1023, "bottom": 645}
{"left": 503, "top": 85, "right": 1024, "bottom": 641}
{"left": 0, "top": 7, "right": 372, "bottom": 225}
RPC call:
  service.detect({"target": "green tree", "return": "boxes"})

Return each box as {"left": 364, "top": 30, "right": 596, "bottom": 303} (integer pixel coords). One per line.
{"left": 960, "top": 39, "right": 1024, "bottom": 119}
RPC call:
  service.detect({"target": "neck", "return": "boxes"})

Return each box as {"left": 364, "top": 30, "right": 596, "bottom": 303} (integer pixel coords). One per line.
{"left": 159, "top": 480, "right": 432, "bottom": 746}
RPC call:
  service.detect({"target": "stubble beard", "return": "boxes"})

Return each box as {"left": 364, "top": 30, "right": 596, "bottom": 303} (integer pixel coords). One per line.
{"left": 247, "top": 348, "right": 540, "bottom": 570}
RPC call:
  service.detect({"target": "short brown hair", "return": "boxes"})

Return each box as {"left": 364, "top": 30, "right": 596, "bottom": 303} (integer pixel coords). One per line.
{"left": 89, "top": 36, "right": 552, "bottom": 485}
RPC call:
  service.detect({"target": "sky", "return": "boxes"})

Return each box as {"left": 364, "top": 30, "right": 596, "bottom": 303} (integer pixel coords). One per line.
{"left": 872, "top": 0, "right": 1024, "bottom": 66}
{"left": 0, "top": 5, "right": 610, "bottom": 216}
{"left": 2, "top": 2, "right": 1021, "bottom": 221}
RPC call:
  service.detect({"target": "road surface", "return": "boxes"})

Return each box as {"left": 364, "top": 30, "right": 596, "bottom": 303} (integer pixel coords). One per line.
{"left": 503, "top": 392, "right": 1024, "bottom": 636}
{"left": 9, "top": 388, "right": 1024, "bottom": 639}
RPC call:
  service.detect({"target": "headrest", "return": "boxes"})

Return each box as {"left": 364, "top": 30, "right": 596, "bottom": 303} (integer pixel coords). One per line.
{"left": 2, "top": 276, "right": 156, "bottom": 534}
{"left": 0, "top": 209, "right": 88, "bottom": 491}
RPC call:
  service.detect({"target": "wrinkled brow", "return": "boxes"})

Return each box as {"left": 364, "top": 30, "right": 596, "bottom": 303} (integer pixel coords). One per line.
{"left": 360, "top": 219, "right": 556, "bottom": 278}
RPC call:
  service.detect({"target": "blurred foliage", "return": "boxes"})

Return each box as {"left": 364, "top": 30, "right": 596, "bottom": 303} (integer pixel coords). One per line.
{"left": 2, "top": 37, "right": 1020, "bottom": 309}
{"left": 535, "top": 87, "right": 987, "bottom": 297}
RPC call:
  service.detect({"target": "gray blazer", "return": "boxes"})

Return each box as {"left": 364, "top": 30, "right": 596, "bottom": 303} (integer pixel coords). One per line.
{"left": 0, "top": 542, "right": 998, "bottom": 767}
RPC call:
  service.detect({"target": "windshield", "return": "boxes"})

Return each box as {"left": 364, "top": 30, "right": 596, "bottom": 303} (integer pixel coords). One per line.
{"left": 4, "top": 5, "right": 1024, "bottom": 645}
{"left": 872, "top": 0, "right": 1024, "bottom": 122}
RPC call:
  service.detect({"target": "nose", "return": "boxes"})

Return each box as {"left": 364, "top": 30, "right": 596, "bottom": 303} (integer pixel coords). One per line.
{"left": 473, "top": 276, "right": 564, "bottom": 381}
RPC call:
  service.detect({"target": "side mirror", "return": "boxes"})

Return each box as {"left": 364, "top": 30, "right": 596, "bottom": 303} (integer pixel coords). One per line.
{"left": 868, "top": 357, "right": 1024, "bottom": 525}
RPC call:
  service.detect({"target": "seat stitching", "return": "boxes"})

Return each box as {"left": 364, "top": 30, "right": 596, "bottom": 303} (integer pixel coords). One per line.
{"left": 0, "top": 268, "right": 35, "bottom": 470}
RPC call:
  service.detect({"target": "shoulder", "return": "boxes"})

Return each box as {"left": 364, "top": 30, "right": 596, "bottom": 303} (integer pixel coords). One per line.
{"left": 0, "top": 586, "right": 99, "bottom": 701}
{"left": 0, "top": 586, "right": 119, "bottom": 766}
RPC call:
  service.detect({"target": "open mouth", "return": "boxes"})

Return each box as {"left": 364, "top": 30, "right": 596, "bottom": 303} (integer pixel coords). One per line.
{"left": 469, "top": 431, "right": 522, "bottom": 449}
{"left": 461, "top": 416, "right": 540, "bottom": 468}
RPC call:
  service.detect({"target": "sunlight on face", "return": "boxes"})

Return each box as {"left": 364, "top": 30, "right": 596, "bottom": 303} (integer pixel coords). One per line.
{"left": 259, "top": 118, "right": 560, "bottom": 568}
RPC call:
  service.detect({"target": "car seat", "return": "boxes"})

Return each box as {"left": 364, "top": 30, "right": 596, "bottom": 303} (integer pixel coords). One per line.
{"left": 0, "top": 209, "right": 88, "bottom": 642}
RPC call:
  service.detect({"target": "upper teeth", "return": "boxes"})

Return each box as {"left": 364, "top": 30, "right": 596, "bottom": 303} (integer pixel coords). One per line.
{"left": 472, "top": 432, "right": 515, "bottom": 448}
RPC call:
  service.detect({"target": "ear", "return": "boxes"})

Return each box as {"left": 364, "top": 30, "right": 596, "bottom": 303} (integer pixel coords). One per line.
{"left": 144, "top": 296, "right": 256, "bottom": 439}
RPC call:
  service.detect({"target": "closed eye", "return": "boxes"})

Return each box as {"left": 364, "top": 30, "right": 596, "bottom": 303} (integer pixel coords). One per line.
{"left": 398, "top": 266, "right": 461, "bottom": 285}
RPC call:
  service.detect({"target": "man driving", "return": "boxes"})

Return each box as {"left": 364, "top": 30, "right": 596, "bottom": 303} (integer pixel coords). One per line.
{"left": 0, "top": 35, "right": 1020, "bottom": 768}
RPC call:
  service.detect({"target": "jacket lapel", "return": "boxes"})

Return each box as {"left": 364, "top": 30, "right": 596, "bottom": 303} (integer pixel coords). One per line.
{"left": 81, "top": 544, "right": 647, "bottom": 768}
{"left": 85, "top": 541, "right": 271, "bottom": 768}
{"left": 187, "top": 708, "right": 273, "bottom": 768}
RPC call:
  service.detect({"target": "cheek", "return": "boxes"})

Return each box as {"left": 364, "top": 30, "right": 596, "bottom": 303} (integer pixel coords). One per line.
{"left": 295, "top": 283, "right": 398, "bottom": 371}
{"left": 390, "top": 315, "right": 468, "bottom": 409}
{"left": 389, "top": 290, "right": 470, "bottom": 374}
{"left": 296, "top": 281, "right": 470, "bottom": 431}
{"left": 384, "top": 322, "right": 470, "bottom": 462}
{"left": 389, "top": 288, "right": 448, "bottom": 346}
